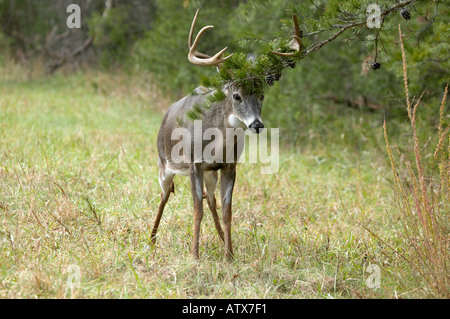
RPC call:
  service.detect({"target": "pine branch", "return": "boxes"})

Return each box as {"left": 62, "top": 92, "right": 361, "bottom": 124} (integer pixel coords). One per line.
{"left": 302, "top": 0, "right": 419, "bottom": 59}
{"left": 416, "top": 0, "right": 440, "bottom": 47}
{"left": 197, "top": 0, "right": 424, "bottom": 104}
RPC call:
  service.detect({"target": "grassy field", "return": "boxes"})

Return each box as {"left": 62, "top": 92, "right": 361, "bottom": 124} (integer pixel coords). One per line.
{"left": 0, "top": 65, "right": 447, "bottom": 298}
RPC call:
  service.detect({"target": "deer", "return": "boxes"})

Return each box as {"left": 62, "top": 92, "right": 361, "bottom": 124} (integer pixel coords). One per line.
{"left": 150, "top": 9, "right": 301, "bottom": 261}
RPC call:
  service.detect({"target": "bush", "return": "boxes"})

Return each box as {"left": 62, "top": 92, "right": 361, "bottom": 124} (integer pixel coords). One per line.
{"left": 382, "top": 26, "right": 449, "bottom": 298}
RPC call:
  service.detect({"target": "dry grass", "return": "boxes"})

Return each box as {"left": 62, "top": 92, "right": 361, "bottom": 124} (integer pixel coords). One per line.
{"left": 380, "top": 26, "right": 449, "bottom": 298}
{"left": 0, "top": 57, "right": 447, "bottom": 298}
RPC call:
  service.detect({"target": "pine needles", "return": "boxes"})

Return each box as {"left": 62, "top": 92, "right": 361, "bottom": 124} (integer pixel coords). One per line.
{"left": 187, "top": 35, "right": 302, "bottom": 121}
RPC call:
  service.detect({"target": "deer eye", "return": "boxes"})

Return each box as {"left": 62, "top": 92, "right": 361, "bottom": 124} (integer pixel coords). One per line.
{"left": 233, "top": 94, "right": 242, "bottom": 102}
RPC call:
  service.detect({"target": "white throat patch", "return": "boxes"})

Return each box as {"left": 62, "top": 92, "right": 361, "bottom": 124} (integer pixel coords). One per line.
{"left": 228, "top": 114, "right": 247, "bottom": 129}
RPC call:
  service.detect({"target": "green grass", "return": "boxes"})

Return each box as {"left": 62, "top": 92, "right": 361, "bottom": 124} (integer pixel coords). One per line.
{"left": 0, "top": 67, "right": 444, "bottom": 298}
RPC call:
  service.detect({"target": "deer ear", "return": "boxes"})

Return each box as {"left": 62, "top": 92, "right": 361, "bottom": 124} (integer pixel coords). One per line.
{"left": 246, "top": 53, "right": 256, "bottom": 64}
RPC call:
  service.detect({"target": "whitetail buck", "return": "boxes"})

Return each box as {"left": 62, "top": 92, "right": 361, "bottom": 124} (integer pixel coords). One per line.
{"left": 150, "top": 9, "right": 301, "bottom": 261}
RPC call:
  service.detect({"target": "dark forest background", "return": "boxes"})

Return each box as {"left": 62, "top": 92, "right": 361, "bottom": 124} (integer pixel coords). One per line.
{"left": 1, "top": 0, "right": 448, "bottom": 141}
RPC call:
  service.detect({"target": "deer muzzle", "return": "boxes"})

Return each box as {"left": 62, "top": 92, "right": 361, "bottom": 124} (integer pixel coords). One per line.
{"left": 249, "top": 120, "right": 264, "bottom": 134}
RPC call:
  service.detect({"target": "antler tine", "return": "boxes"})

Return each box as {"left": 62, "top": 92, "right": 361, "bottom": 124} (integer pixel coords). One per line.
{"left": 188, "top": 9, "right": 233, "bottom": 66}
{"left": 188, "top": 9, "right": 210, "bottom": 59}
{"left": 292, "top": 15, "right": 301, "bottom": 39}
{"left": 271, "top": 15, "right": 302, "bottom": 57}
{"left": 188, "top": 9, "right": 198, "bottom": 49}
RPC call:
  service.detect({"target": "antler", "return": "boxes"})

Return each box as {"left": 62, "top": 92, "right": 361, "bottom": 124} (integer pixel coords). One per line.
{"left": 271, "top": 15, "right": 302, "bottom": 57}
{"left": 188, "top": 9, "right": 233, "bottom": 66}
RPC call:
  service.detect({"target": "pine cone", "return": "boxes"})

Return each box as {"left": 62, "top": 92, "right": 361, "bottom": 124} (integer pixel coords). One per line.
{"left": 265, "top": 74, "right": 275, "bottom": 86}
{"left": 273, "top": 71, "right": 282, "bottom": 81}
{"left": 285, "top": 59, "right": 296, "bottom": 69}
{"left": 370, "top": 62, "right": 381, "bottom": 70}
{"left": 400, "top": 9, "right": 411, "bottom": 20}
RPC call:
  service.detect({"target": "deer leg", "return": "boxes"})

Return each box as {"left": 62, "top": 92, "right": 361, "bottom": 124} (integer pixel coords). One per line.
{"left": 204, "top": 171, "right": 224, "bottom": 241}
{"left": 190, "top": 164, "right": 204, "bottom": 260}
{"left": 220, "top": 165, "right": 236, "bottom": 262}
{"left": 151, "top": 169, "right": 174, "bottom": 245}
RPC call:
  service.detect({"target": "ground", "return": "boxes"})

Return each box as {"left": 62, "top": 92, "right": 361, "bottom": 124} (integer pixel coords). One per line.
{"left": 0, "top": 70, "right": 437, "bottom": 298}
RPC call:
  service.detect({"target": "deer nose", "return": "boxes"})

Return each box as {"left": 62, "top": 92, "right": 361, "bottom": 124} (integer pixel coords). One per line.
{"left": 249, "top": 120, "right": 264, "bottom": 134}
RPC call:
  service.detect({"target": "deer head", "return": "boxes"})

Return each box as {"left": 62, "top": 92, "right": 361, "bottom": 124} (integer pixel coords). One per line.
{"left": 187, "top": 9, "right": 301, "bottom": 134}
